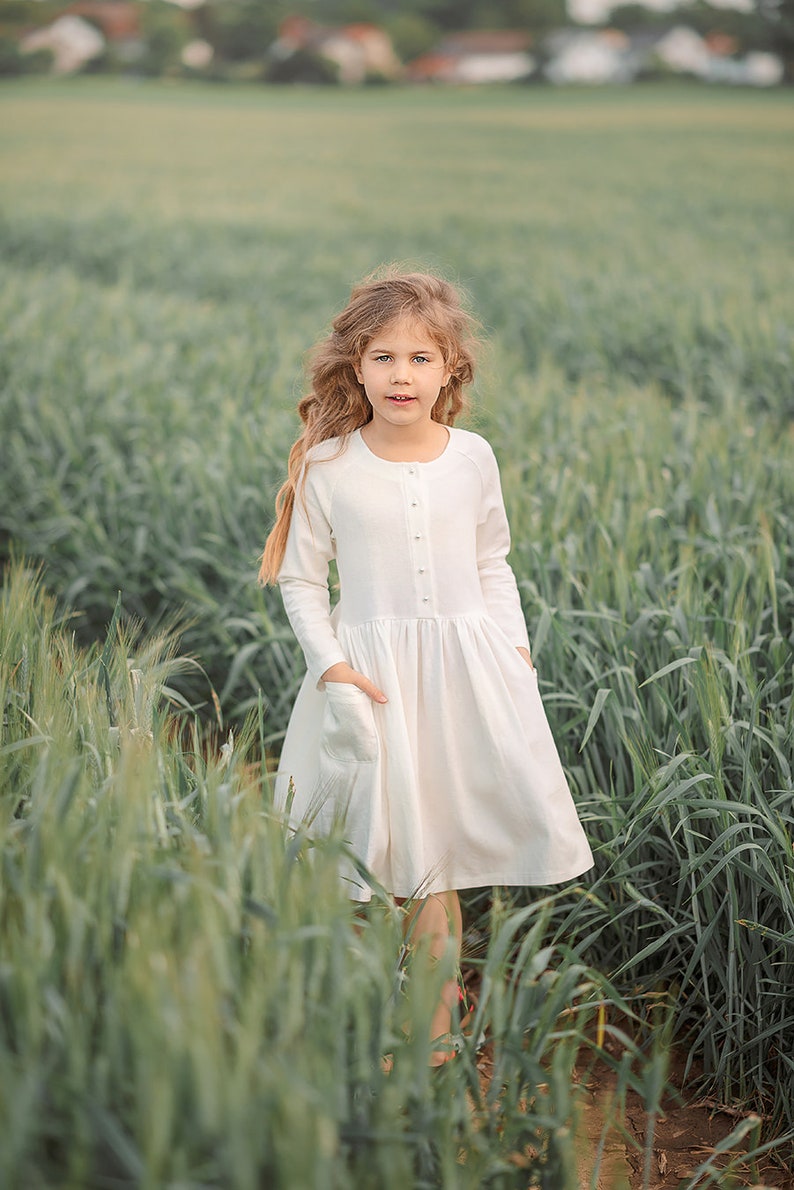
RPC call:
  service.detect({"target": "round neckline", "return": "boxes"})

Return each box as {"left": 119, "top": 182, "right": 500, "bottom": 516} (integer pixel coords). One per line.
{"left": 355, "top": 425, "right": 453, "bottom": 466}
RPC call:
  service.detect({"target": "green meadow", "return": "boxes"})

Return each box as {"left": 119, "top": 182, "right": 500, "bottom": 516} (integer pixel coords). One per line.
{"left": 1, "top": 80, "right": 793, "bottom": 1185}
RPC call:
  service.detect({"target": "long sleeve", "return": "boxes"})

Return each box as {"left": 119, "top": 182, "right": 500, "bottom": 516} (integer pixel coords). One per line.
{"left": 277, "top": 467, "right": 348, "bottom": 685}
{"left": 475, "top": 443, "right": 531, "bottom": 651}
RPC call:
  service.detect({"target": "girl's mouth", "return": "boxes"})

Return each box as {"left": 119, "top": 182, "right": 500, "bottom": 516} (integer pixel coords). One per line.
{"left": 388, "top": 395, "right": 415, "bottom": 403}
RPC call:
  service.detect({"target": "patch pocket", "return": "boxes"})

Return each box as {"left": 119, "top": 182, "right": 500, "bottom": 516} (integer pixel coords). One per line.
{"left": 321, "top": 683, "right": 379, "bottom": 764}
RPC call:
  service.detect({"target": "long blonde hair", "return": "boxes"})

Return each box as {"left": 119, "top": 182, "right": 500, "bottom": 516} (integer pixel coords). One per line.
{"left": 259, "top": 268, "right": 478, "bottom": 584}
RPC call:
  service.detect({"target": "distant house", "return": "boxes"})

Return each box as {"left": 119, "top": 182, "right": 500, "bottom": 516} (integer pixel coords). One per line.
{"left": 64, "top": 2, "right": 140, "bottom": 43}
{"left": 543, "top": 24, "right": 784, "bottom": 86}
{"left": 641, "top": 25, "right": 784, "bottom": 85}
{"left": 21, "top": 15, "right": 105, "bottom": 74}
{"left": 650, "top": 25, "right": 712, "bottom": 76}
{"left": 543, "top": 28, "right": 631, "bottom": 84}
{"left": 406, "top": 31, "right": 535, "bottom": 84}
{"left": 725, "top": 52, "right": 783, "bottom": 86}
{"left": 19, "top": 2, "right": 144, "bottom": 72}
{"left": 270, "top": 17, "right": 401, "bottom": 84}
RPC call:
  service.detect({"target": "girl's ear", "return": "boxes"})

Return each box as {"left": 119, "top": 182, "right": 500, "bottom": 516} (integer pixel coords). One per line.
{"left": 354, "top": 361, "right": 364, "bottom": 384}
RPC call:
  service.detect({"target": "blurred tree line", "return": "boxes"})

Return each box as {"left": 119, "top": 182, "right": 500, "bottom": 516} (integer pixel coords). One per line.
{"left": 0, "top": 0, "right": 791, "bottom": 78}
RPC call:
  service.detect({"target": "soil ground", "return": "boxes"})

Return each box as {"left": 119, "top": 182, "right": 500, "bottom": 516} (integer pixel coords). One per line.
{"left": 472, "top": 1043, "right": 793, "bottom": 1189}
{"left": 458, "top": 962, "right": 792, "bottom": 1190}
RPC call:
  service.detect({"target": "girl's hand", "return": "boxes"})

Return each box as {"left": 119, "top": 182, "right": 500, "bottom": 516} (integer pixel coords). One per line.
{"left": 320, "top": 662, "right": 388, "bottom": 703}
{"left": 516, "top": 646, "right": 535, "bottom": 671}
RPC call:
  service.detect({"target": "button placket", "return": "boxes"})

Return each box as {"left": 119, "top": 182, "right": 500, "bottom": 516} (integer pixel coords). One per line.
{"left": 405, "top": 464, "right": 431, "bottom": 611}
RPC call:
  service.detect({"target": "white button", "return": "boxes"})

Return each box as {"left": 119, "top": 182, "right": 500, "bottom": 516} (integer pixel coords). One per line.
{"left": 411, "top": 500, "right": 418, "bottom": 507}
{"left": 408, "top": 468, "right": 415, "bottom": 475}
{"left": 422, "top": 597, "right": 429, "bottom": 603}
{"left": 418, "top": 567, "right": 425, "bottom": 573}
{"left": 414, "top": 533, "right": 421, "bottom": 539}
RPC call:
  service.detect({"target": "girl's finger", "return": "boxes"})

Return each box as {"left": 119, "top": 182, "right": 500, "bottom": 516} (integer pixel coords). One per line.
{"left": 357, "top": 678, "right": 388, "bottom": 704}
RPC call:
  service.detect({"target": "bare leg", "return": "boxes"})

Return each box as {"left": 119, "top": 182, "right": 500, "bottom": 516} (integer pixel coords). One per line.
{"left": 401, "top": 890, "right": 462, "bottom": 1066}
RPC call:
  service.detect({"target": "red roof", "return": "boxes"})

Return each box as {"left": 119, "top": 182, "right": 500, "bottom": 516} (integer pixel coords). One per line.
{"left": 404, "top": 53, "right": 457, "bottom": 83}
{"left": 341, "top": 24, "right": 384, "bottom": 43}
{"left": 64, "top": 2, "right": 140, "bottom": 41}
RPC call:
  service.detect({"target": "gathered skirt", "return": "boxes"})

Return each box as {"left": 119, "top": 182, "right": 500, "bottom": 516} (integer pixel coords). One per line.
{"left": 275, "top": 613, "right": 593, "bottom": 901}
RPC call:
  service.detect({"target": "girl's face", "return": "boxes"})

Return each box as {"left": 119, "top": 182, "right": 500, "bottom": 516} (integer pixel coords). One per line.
{"left": 355, "top": 318, "right": 451, "bottom": 436}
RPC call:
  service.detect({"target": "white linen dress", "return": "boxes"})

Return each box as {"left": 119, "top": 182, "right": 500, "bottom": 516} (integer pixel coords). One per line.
{"left": 274, "top": 426, "right": 593, "bottom": 901}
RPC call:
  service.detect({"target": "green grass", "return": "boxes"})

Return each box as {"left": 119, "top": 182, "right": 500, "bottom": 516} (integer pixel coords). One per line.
{"left": 0, "top": 563, "right": 659, "bottom": 1187}
{"left": 1, "top": 79, "right": 791, "bottom": 722}
{"left": 1, "top": 79, "right": 793, "bottom": 1182}
{"left": 0, "top": 562, "right": 784, "bottom": 1187}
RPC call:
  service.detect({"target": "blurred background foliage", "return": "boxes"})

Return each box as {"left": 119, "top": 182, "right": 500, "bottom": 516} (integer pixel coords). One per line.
{"left": 0, "top": 0, "right": 791, "bottom": 80}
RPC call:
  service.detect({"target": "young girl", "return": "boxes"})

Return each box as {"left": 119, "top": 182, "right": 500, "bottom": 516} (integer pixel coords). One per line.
{"left": 260, "top": 269, "right": 593, "bottom": 1065}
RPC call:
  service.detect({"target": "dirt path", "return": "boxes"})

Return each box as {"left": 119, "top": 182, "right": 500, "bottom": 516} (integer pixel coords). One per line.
{"left": 471, "top": 1045, "right": 793, "bottom": 1189}
{"left": 458, "top": 961, "right": 790, "bottom": 1189}
{"left": 576, "top": 1053, "right": 792, "bottom": 1190}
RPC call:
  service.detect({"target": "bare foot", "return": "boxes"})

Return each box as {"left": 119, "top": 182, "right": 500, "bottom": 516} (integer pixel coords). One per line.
{"left": 429, "top": 1051, "right": 457, "bottom": 1068}
{"left": 429, "top": 1034, "right": 461, "bottom": 1067}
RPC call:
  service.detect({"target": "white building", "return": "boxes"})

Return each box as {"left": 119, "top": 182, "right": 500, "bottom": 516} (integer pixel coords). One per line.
{"left": 21, "top": 15, "right": 105, "bottom": 74}
{"left": 544, "top": 29, "right": 633, "bottom": 83}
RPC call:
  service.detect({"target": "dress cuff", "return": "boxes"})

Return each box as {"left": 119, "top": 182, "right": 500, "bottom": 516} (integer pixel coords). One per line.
{"left": 308, "top": 646, "right": 350, "bottom": 690}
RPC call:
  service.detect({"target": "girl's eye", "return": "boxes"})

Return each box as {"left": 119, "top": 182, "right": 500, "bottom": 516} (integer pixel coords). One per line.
{"left": 413, "top": 356, "right": 429, "bottom": 364}
{"left": 376, "top": 355, "right": 391, "bottom": 363}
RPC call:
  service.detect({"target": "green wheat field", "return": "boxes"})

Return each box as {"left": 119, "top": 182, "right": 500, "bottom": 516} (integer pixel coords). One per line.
{"left": 1, "top": 79, "right": 793, "bottom": 1187}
